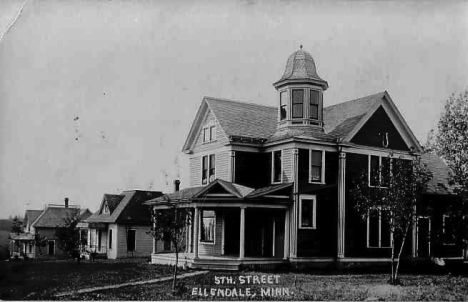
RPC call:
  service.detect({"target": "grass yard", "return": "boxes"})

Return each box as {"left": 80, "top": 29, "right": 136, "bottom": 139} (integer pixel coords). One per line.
{"left": 0, "top": 257, "right": 174, "bottom": 300}
{"left": 63, "top": 271, "right": 468, "bottom": 301}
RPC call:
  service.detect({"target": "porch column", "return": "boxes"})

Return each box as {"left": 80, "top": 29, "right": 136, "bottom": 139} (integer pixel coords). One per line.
{"left": 284, "top": 209, "right": 290, "bottom": 259}
{"left": 193, "top": 207, "right": 200, "bottom": 259}
{"left": 152, "top": 209, "right": 157, "bottom": 254}
{"left": 239, "top": 207, "right": 246, "bottom": 259}
{"left": 87, "top": 228, "right": 91, "bottom": 247}
{"left": 290, "top": 148, "right": 299, "bottom": 258}
{"left": 337, "top": 151, "right": 346, "bottom": 258}
{"left": 412, "top": 206, "right": 417, "bottom": 257}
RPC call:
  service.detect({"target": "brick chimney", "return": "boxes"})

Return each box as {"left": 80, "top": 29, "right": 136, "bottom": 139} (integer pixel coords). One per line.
{"left": 64, "top": 197, "right": 69, "bottom": 208}
{"left": 173, "top": 180, "right": 180, "bottom": 192}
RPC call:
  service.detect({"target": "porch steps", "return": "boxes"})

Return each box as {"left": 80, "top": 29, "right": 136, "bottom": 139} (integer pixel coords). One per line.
{"left": 192, "top": 259, "right": 240, "bottom": 271}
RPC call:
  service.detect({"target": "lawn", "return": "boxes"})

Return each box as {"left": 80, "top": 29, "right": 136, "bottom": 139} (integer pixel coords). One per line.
{"left": 0, "top": 257, "right": 174, "bottom": 300}
{"left": 64, "top": 271, "right": 468, "bottom": 301}
{"left": 2, "top": 259, "right": 468, "bottom": 301}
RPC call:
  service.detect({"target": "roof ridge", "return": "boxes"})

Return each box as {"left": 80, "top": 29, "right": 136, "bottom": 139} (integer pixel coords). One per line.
{"left": 205, "top": 96, "right": 277, "bottom": 110}
{"left": 325, "top": 91, "right": 386, "bottom": 110}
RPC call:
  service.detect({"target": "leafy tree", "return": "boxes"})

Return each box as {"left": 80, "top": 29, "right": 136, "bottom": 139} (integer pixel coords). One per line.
{"left": 350, "top": 153, "right": 432, "bottom": 284}
{"left": 55, "top": 212, "right": 82, "bottom": 262}
{"left": 34, "top": 231, "right": 47, "bottom": 256}
{"left": 429, "top": 90, "right": 468, "bottom": 253}
{"left": 11, "top": 216, "right": 23, "bottom": 235}
{"left": 148, "top": 201, "right": 191, "bottom": 295}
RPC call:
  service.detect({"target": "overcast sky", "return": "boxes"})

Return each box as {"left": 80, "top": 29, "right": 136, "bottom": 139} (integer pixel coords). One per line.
{"left": 1, "top": 0, "right": 467, "bottom": 218}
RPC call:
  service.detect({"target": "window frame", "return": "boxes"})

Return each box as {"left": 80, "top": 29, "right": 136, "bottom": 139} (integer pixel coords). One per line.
{"left": 299, "top": 195, "right": 317, "bottom": 229}
{"left": 366, "top": 207, "right": 392, "bottom": 248}
{"left": 108, "top": 229, "right": 113, "bottom": 249}
{"left": 309, "top": 89, "right": 320, "bottom": 120}
{"left": 442, "top": 214, "right": 457, "bottom": 246}
{"left": 368, "top": 155, "right": 391, "bottom": 188}
{"left": 202, "top": 123, "right": 216, "bottom": 143}
{"left": 271, "top": 150, "right": 283, "bottom": 184}
{"left": 291, "top": 89, "right": 304, "bottom": 118}
{"left": 47, "top": 240, "right": 55, "bottom": 255}
{"left": 201, "top": 154, "right": 216, "bottom": 185}
{"left": 126, "top": 229, "right": 137, "bottom": 252}
{"left": 309, "top": 149, "right": 326, "bottom": 184}
{"left": 200, "top": 210, "right": 216, "bottom": 245}
{"left": 280, "top": 90, "right": 288, "bottom": 120}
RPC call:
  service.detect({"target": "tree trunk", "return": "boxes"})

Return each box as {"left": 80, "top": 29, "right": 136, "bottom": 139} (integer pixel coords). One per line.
{"left": 391, "top": 235, "right": 395, "bottom": 284}
{"left": 172, "top": 244, "right": 178, "bottom": 295}
{"left": 395, "top": 224, "right": 410, "bottom": 281}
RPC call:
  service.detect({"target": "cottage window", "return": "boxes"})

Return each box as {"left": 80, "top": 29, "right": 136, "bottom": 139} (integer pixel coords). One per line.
{"left": 369, "top": 155, "right": 391, "bottom": 187}
{"left": 292, "top": 89, "right": 304, "bottom": 118}
{"left": 200, "top": 210, "right": 215, "bottom": 243}
{"left": 443, "top": 215, "right": 456, "bottom": 245}
{"left": 309, "top": 90, "right": 320, "bottom": 119}
{"left": 203, "top": 124, "right": 216, "bottom": 143}
{"left": 202, "top": 154, "right": 216, "bottom": 185}
{"left": 272, "top": 150, "right": 282, "bottom": 183}
{"left": 47, "top": 240, "right": 55, "bottom": 255}
{"left": 127, "top": 229, "right": 136, "bottom": 252}
{"left": 108, "top": 229, "right": 113, "bottom": 249}
{"left": 367, "top": 208, "right": 392, "bottom": 248}
{"left": 310, "top": 150, "right": 325, "bottom": 183}
{"left": 299, "top": 195, "right": 316, "bottom": 229}
{"left": 280, "top": 91, "right": 288, "bottom": 120}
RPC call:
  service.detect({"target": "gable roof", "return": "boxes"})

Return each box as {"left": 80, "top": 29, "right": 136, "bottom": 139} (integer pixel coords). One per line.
{"left": 100, "top": 194, "right": 125, "bottom": 214}
{"left": 33, "top": 206, "right": 81, "bottom": 228}
{"left": 85, "top": 190, "right": 162, "bottom": 225}
{"left": 183, "top": 91, "right": 422, "bottom": 151}
{"left": 24, "top": 210, "right": 43, "bottom": 226}
{"left": 421, "top": 153, "right": 457, "bottom": 196}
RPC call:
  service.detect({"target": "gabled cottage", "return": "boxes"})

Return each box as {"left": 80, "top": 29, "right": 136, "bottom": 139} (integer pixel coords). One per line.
{"left": 78, "top": 190, "right": 162, "bottom": 259}
{"left": 146, "top": 48, "right": 464, "bottom": 270}
{"left": 10, "top": 199, "right": 92, "bottom": 259}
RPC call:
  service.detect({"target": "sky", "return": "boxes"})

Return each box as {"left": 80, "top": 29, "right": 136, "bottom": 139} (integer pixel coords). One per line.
{"left": 0, "top": 0, "right": 467, "bottom": 218}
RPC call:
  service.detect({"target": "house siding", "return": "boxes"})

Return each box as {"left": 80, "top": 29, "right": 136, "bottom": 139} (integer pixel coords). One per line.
{"left": 107, "top": 224, "right": 118, "bottom": 259}
{"left": 114, "top": 224, "right": 152, "bottom": 259}
{"left": 351, "top": 106, "right": 409, "bottom": 151}
{"left": 192, "top": 110, "right": 228, "bottom": 154}
{"left": 282, "top": 148, "right": 293, "bottom": 183}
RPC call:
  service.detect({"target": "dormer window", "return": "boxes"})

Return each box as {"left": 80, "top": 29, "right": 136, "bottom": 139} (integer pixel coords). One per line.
{"left": 292, "top": 89, "right": 304, "bottom": 118}
{"left": 203, "top": 124, "right": 216, "bottom": 143}
{"left": 280, "top": 91, "right": 287, "bottom": 120}
{"left": 310, "top": 90, "right": 320, "bottom": 119}
{"left": 103, "top": 203, "right": 110, "bottom": 214}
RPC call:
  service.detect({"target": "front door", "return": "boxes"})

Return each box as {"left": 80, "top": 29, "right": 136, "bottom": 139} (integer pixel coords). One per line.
{"left": 223, "top": 211, "right": 240, "bottom": 256}
{"left": 417, "top": 217, "right": 431, "bottom": 258}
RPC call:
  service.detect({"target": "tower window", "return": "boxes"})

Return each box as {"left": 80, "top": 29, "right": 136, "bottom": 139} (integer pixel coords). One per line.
{"left": 292, "top": 89, "right": 304, "bottom": 118}
{"left": 280, "top": 91, "right": 287, "bottom": 120}
{"left": 310, "top": 90, "right": 320, "bottom": 119}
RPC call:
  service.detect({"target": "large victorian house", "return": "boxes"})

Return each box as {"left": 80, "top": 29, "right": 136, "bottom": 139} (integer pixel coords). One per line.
{"left": 147, "top": 48, "right": 464, "bottom": 270}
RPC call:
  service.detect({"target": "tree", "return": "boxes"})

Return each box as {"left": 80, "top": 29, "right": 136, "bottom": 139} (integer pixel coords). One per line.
{"left": 350, "top": 153, "right": 432, "bottom": 284}
{"left": 11, "top": 216, "right": 23, "bottom": 235}
{"left": 148, "top": 201, "right": 191, "bottom": 295}
{"left": 34, "top": 231, "right": 47, "bottom": 256}
{"left": 55, "top": 212, "right": 82, "bottom": 262}
{"left": 429, "top": 90, "right": 468, "bottom": 254}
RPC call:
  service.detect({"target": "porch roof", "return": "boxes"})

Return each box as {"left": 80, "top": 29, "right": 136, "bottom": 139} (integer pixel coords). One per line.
{"left": 9, "top": 232, "right": 35, "bottom": 241}
{"left": 145, "top": 179, "right": 293, "bottom": 206}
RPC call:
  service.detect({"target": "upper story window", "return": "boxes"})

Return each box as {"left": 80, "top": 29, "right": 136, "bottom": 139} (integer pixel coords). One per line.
{"left": 202, "top": 154, "right": 216, "bottom": 185}
{"left": 310, "top": 150, "right": 325, "bottom": 183}
{"left": 280, "top": 91, "right": 288, "bottom": 120}
{"left": 367, "top": 207, "right": 392, "bottom": 248}
{"left": 272, "top": 150, "right": 282, "bottom": 183}
{"left": 309, "top": 90, "right": 320, "bottom": 119}
{"left": 299, "top": 195, "right": 316, "bottom": 229}
{"left": 203, "top": 124, "right": 216, "bottom": 143}
{"left": 292, "top": 89, "right": 304, "bottom": 118}
{"left": 201, "top": 210, "right": 215, "bottom": 243}
{"left": 369, "top": 155, "right": 391, "bottom": 187}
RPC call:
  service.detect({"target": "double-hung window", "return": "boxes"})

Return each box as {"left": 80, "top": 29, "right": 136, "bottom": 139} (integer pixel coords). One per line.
{"left": 203, "top": 124, "right": 216, "bottom": 143}
{"left": 299, "top": 195, "right": 316, "bottom": 229}
{"left": 200, "top": 210, "right": 215, "bottom": 243}
{"left": 369, "top": 155, "right": 391, "bottom": 187}
{"left": 292, "top": 89, "right": 304, "bottom": 118}
{"left": 280, "top": 91, "right": 288, "bottom": 120}
{"left": 310, "top": 150, "right": 325, "bottom": 183}
{"left": 367, "top": 207, "right": 392, "bottom": 248}
{"left": 272, "top": 150, "right": 282, "bottom": 183}
{"left": 202, "top": 154, "right": 216, "bottom": 185}
{"left": 309, "top": 90, "right": 320, "bottom": 120}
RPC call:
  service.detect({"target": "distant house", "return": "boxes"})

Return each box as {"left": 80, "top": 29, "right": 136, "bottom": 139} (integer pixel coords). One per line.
{"left": 10, "top": 198, "right": 92, "bottom": 259}
{"left": 145, "top": 48, "right": 465, "bottom": 270}
{"left": 77, "top": 190, "right": 162, "bottom": 259}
